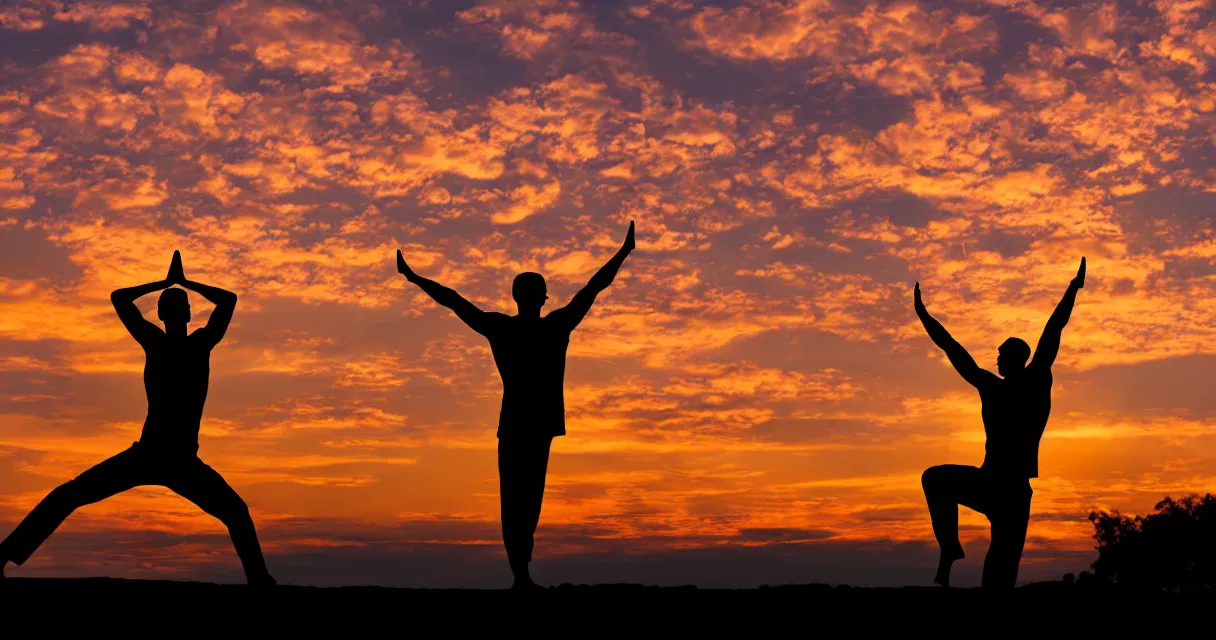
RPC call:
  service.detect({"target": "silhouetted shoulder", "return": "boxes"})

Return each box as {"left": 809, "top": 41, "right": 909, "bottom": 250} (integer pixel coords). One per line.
{"left": 1025, "top": 359, "right": 1054, "bottom": 382}
{"left": 139, "top": 327, "right": 166, "bottom": 349}
{"left": 480, "top": 311, "right": 512, "bottom": 334}
{"left": 188, "top": 326, "right": 217, "bottom": 347}
{"left": 971, "top": 368, "right": 1002, "bottom": 391}
{"left": 543, "top": 306, "right": 582, "bottom": 333}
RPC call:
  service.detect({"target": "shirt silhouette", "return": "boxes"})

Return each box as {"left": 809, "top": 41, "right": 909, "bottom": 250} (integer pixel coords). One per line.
{"left": 916, "top": 257, "right": 1085, "bottom": 589}
{"left": 0, "top": 252, "right": 275, "bottom": 586}
{"left": 398, "top": 221, "right": 635, "bottom": 589}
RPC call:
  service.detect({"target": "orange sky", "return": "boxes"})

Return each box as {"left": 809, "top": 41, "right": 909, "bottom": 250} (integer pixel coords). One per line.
{"left": 2, "top": 0, "right": 1216, "bottom": 588}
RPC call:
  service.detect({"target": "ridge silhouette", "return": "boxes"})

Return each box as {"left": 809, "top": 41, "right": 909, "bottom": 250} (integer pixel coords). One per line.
{"left": 916, "top": 257, "right": 1085, "bottom": 589}
{"left": 397, "top": 221, "right": 636, "bottom": 590}
{"left": 0, "top": 252, "right": 275, "bottom": 587}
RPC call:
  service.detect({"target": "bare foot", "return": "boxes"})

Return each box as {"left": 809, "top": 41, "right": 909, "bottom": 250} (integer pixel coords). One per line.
{"left": 511, "top": 577, "right": 545, "bottom": 591}
{"left": 934, "top": 547, "right": 965, "bottom": 587}
{"left": 247, "top": 573, "right": 277, "bottom": 588}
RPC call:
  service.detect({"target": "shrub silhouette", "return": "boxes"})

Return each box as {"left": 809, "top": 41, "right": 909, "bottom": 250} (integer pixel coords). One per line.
{"left": 1084, "top": 493, "right": 1216, "bottom": 592}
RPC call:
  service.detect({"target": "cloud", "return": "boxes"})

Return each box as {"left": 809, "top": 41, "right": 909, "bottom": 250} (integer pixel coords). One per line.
{"left": 54, "top": 1, "right": 152, "bottom": 32}
{"left": 215, "top": 0, "right": 414, "bottom": 89}
{"left": 0, "top": 1, "right": 48, "bottom": 31}
{"left": 146, "top": 64, "right": 247, "bottom": 140}
{"left": 457, "top": 0, "right": 609, "bottom": 61}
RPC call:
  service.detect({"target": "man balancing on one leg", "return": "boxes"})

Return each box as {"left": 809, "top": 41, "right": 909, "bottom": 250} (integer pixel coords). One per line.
{"left": 916, "top": 257, "right": 1085, "bottom": 589}
{"left": 0, "top": 251, "right": 275, "bottom": 586}
{"left": 397, "top": 221, "right": 636, "bottom": 590}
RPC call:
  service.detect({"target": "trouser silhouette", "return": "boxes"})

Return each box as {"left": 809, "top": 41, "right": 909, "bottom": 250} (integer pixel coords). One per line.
{"left": 0, "top": 442, "right": 271, "bottom": 582}
{"left": 498, "top": 437, "right": 553, "bottom": 573}
{"left": 922, "top": 464, "right": 1033, "bottom": 589}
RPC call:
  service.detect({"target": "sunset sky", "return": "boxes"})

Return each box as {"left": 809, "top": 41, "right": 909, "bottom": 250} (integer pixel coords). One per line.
{"left": 2, "top": 0, "right": 1216, "bottom": 589}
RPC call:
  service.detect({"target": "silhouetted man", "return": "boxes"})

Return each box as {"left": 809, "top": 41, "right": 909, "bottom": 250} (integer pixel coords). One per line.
{"left": 917, "top": 258, "right": 1085, "bottom": 589}
{"left": 397, "top": 222, "right": 636, "bottom": 590}
{"left": 0, "top": 252, "right": 275, "bottom": 586}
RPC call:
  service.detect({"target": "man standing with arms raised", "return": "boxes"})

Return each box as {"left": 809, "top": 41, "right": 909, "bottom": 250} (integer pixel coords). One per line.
{"left": 917, "top": 258, "right": 1085, "bottom": 589}
{"left": 0, "top": 251, "right": 275, "bottom": 586}
{"left": 397, "top": 221, "right": 636, "bottom": 590}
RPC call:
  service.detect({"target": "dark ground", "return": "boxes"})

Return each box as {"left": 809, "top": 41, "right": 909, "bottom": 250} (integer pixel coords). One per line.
{"left": 0, "top": 577, "right": 1203, "bottom": 631}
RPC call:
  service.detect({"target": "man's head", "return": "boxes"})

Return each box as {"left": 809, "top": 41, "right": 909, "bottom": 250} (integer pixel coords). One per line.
{"left": 997, "top": 337, "right": 1030, "bottom": 377}
{"left": 157, "top": 287, "right": 191, "bottom": 325}
{"left": 512, "top": 272, "right": 549, "bottom": 310}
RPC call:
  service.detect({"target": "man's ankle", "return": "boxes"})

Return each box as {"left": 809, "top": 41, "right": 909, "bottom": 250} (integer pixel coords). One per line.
{"left": 245, "top": 570, "right": 276, "bottom": 587}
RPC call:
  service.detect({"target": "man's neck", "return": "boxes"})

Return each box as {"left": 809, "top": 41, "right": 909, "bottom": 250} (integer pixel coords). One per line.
{"left": 516, "top": 306, "right": 542, "bottom": 320}
{"left": 165, "top": 322, "right": 188, "bottom": 339}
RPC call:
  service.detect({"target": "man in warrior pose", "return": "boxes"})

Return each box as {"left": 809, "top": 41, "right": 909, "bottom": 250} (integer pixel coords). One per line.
{"left": 0, "top": 252, "right": 275, "bottom": 586}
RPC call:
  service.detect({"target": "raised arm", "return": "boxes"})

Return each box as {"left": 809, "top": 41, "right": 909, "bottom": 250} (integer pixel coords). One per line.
{"left": 554, "top": 221, "right": 635, "bottom": 331}
{"left": 1030, "top": 257, "right": 1085, "bottom": 370}
{"left": 111, "top": 278, "right": 171, "bottom": 346}
{"left": 167, "top": 252, "right": 238, "bottom": 348}
{"left": 914, "top": 282, "right": 994, "bottom": 388}
{"left": 397, "top": 250, "right": 493, "bottom": 335}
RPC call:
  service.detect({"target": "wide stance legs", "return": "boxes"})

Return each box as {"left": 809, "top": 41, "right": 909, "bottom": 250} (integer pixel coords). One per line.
{"left": 921, "top": 464, "right": 1032, "bottom": 589}
{"left": 498, "top": 437, "right": 553, "bottom": 590}
{"left": 0, "top": 443, "right": 274, "bottom": 585}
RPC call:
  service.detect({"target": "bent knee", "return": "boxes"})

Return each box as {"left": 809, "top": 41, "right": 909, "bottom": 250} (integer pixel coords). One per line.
{"left": 921, "top": 466, "right": 946, "bottom": 490}
{"left": 198, "top": 492, "right": 252, "bottom": 525}
{"left": 224, "top": 498, "right": 252, "bottom": 523}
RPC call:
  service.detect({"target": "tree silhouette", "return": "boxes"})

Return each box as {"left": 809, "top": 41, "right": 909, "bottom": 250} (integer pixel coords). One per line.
{"left": 1085, "top": 493, "right": 1216, "bottom": 592}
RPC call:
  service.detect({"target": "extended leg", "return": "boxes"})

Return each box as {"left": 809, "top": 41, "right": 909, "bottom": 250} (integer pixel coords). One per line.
{"left": 0, "top": 446, "right": 145, "bottom": 568}
{"left": 921, "top": 464, "right": 990, "bottom": 587}
{"left": 166, "top": 459, "right": 274, "bottom": 586}
{"left": 518, "top": 439, "right": 552, "bottom": 575}
{"left": 981, "top": 485, "right": 1032, "bottom": 590}
{"left": 499, "top": 438, "right": 552, "bottom": 589}
{"left": 498, "top": 439, "right": 525, "bottom": 582}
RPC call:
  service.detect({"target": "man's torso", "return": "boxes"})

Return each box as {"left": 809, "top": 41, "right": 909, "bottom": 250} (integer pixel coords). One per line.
{"left": 484, "top": 313, "right": 572, "bottom": 439}
{"left": 978, "top": 365, "right": 1053, "bottom": 479}
{"left": 139, "top": 331, "right": 212, "bottom": 454}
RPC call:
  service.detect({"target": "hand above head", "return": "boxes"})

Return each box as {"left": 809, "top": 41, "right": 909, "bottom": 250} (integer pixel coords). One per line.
{"left": 162, "top": 250, "right": 235, "bottom": 306}
{"left": 621, "top": 220, "right": 635, "bottom": 254}
{"left": 1035, "top": 256, "right": 1085, "bottom": 369}
{"left": 396, "top": 249, "right": 417, "bottom": 281}
{"left": 913, "top": 279, "right": 984, "bottom": 387}
{"left": 167, "top": 250, "right": 185, "bottom": 286}
{"left": 562, "top": 220, "right": 635, "bottom": 329}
